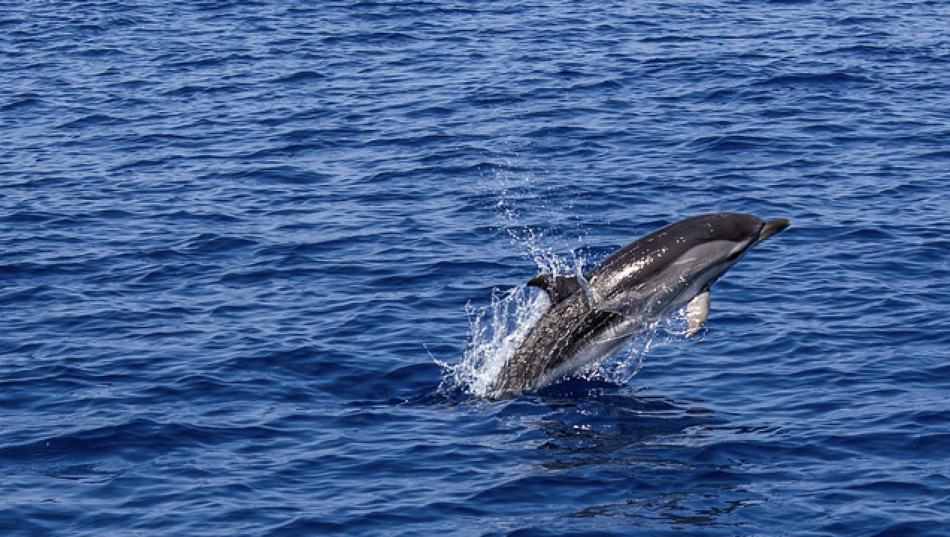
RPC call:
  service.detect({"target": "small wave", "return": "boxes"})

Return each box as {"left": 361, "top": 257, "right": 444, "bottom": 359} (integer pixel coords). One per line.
{"left": 0, "top": 95, "right": 44, "bottom": 112}
{"left": 754, "top": 72, "right": 874, "bottom": 88}
{"left": 57, "top": 113, "right": 125, "bottom": 129}
{"left": 270, "top": 71, "right": 327, "bottom": 84}
{"left": 180, "top": 233, "right": 258, "bottom": 254}
{"left": 689, "top": 134, "right": 774, "bottom": 152}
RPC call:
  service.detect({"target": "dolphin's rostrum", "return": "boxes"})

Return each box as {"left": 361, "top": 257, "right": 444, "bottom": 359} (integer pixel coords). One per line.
{"left": 488, "top": 212, "right": 790, "bottom": 400}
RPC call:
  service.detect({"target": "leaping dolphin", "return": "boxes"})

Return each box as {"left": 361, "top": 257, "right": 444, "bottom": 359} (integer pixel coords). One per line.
{"left": 488, "top": 212, "right": 790, "bottom": 400}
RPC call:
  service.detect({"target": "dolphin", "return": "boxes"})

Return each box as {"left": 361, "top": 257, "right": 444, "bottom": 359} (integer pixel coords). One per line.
{"left": 487, "top": 212, "right": 790, "bottom": 400}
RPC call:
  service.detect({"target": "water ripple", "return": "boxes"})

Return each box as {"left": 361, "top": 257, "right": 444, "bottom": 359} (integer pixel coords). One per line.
{"left": 3, "top": 0, "right": 950, "bottom": 535}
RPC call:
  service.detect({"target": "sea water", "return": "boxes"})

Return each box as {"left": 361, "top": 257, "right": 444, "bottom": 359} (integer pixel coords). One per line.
{"left": 2, "top": 1, "right": 950, "bottom": 535}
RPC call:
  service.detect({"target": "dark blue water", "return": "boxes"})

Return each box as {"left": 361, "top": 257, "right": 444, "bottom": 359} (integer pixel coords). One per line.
{"left": 3, "top": 1, "right": 950, "bottom": 535}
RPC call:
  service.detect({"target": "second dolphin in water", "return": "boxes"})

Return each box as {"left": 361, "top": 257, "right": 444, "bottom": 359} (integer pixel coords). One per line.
{"left": 488, "top": 212, "right": 790, "bottom": 400}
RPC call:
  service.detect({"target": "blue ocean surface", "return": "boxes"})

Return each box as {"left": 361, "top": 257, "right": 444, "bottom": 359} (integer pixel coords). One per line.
{"left": 2, "top": 1, "right": 950, "bottom": 535}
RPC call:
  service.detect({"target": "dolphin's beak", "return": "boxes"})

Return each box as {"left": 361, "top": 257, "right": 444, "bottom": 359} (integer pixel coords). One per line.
{"left": 757, "top": 218, "right": 791, "bottom": 243}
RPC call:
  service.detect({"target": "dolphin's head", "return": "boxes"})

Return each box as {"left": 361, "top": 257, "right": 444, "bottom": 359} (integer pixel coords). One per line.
{"left": 698, "top": 212, "right": 788, "bottom": 238}
{"left": 690, "top": 212, "right": 790, "bottom": 253}
{"left": 667, "top": 212, "right": 790, "bottom": 292}
{"left": 590, "top": 212, "right": 790, "bottom": 307}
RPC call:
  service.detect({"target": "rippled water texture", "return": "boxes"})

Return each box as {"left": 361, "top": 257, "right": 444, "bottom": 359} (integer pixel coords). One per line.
{"left": 3, "top": 1, "right": 950, "bottom": 536}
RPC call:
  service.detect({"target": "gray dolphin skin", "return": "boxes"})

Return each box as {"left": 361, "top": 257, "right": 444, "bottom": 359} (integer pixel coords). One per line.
{"left": 487, "top": 212, "right": 790, "bottom": 400}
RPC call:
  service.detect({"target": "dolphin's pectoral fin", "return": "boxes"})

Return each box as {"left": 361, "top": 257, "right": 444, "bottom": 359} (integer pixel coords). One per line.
{"left": 526, "top": 274, "right": 582, "bottom": 304}
{"left": 685, "top": 291, "right": 710, "bottom": 339}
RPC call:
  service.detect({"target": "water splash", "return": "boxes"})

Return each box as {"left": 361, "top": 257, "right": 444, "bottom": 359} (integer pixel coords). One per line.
{"left": 438, "top": 168, "right": 685, "bottom": 398}
{"left": 438, "top": 285, "right": 549, "bottom": 398}
{"left": 438, "top": 248, "right": 693, "bottom": 399}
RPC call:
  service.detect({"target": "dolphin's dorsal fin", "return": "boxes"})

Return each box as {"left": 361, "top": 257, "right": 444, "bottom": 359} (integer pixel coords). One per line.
{"left": 685, "top": 290, "right": 710, "bottom": 338}
{"left": 526, "top": 274, "right": 582, "bottom": 304}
